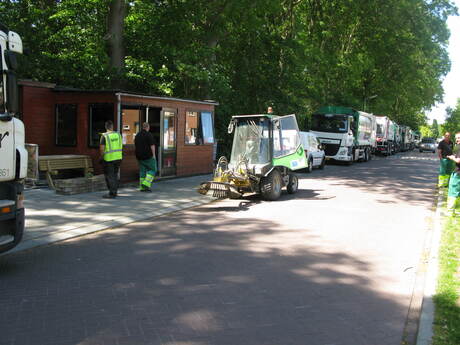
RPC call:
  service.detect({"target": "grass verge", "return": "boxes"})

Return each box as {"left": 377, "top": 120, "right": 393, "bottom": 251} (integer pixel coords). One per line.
{"left": 432, "top": 217, "right": 460, "bottom": 345}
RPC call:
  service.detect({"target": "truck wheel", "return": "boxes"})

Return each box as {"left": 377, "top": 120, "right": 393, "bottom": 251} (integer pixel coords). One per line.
{"left": 261, "top": 169, "right": 282, "bottom": 201}
{"left": 287, "top": 173, "right": 298, "bottom": 194}
{"left": 346, "top": 152, "right": 354, "bottom": 165}
{"left": 319, "top": 157, "right": 326, "bottom": 170}
{"left": 306, "top": 157, "right": 313, "bottom": 173}
{"left": 362, "top": 149, "right": 368, "bottom": 162}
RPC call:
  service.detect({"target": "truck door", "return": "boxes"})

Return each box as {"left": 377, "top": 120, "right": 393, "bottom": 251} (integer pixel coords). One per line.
{"left": 0, "top": 120, "right": 15, "bottom": 182}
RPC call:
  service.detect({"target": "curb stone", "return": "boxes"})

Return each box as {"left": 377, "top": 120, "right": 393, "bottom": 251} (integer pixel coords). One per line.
{"left": 416, "top": 189, "right": 444, "bottom": 345}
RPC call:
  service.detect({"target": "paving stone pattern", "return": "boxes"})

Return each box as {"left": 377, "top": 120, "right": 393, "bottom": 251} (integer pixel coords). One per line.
{"left": 0, "top": 152, "right": 439, "bottom": 345}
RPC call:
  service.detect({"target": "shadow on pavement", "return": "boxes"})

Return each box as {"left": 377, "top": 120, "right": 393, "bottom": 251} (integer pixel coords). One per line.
{"left": 298, "top": 152, "right": 438, "bottom": 207}
{"left": 1, "top": 201, "right": 409, "bottom": 345}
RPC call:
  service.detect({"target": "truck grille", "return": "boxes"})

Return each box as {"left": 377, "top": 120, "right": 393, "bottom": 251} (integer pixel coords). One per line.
{"left": 324, "top": 144, "right": 340, "bottom": 156}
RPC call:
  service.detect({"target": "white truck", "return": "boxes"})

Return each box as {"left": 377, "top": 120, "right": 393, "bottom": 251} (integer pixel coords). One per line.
{"left": 400, "top": 126, "right": 412, "bottom": 152}
{"left": 394, "top": 123, "right": 402, "bottom": 152}
{"left": 375, "top": 116, "right": 395, "bottom": 155}
{"left": 0, "top": 24, "right": 27, "bottom": 254}
{"left": 310, "top": 106, "right": 376, "bottom": 164}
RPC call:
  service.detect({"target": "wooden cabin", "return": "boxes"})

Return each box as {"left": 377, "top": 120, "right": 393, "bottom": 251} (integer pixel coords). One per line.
{"left": 19, "top": 80, "right": 218, "bottom": 182}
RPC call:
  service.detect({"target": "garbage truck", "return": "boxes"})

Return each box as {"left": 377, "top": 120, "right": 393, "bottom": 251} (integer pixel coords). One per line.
{"left": 394, "top": 123, "right": 402, "bottom": 152}
{"left": 0, "top": 24, "right": 27, "bottom": 254}
{"left": 310, "top": 106, "right": 376, "bottom": 164}
{"left": 400, "top": 126, "right": 412, "bottom": 152}
{"left": 375, "top": 116, "right": 395, "bottom": 155}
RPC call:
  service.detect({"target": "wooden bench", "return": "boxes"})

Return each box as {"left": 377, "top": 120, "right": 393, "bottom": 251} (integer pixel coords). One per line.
{"left": 38, "top": 155, "right": 94, "bottom": 190}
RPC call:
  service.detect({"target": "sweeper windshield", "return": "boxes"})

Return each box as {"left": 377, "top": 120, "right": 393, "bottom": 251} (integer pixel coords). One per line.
{"left": 230, "top": 117, "right": 271, "bottom": 165}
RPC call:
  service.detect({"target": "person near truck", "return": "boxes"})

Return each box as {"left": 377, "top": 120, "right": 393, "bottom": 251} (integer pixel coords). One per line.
{"left": 437, "top": 132, "right": 454, "bottom": 188}
{"left": 100, "top": 120, "right": 123, "bottom": 199}
{"left": 446, "top": 132, "right": 460, "bottom": 217}
{"left": 134, "top": 122, "right": 157, "bottom": 192}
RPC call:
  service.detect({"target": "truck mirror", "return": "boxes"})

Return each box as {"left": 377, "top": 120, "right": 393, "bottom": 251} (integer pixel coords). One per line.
{"left": 6, "top": 71, "right": 19, "bottom": 114}
{"left": 228, "top": 119, "right": 235, "bottom": 134}
{"left": 8, "top": 31, "right": 23, "bottom": 54}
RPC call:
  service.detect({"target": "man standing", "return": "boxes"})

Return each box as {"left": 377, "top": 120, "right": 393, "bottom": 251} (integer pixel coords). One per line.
{"left": 100, "top": 120, "right": 123, "bottom": 199}
{"left": 437, "top": 132, "right": 454, "bottom": 188}
{"left": 446, "top": 132, "right": 460, "bottom": 217}
{"left": 134, "top": 122, "right": 157, "bottom": 192}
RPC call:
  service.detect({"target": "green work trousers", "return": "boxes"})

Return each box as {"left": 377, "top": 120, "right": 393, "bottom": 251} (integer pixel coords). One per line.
{"left": 447, "top": 172, "right": 460, "bottom": 217}
{"left": 438, "top": 158, "right": 455, "bottom": 188}
{"left": 138, "top": 158, "right": 157, "bottom": 190}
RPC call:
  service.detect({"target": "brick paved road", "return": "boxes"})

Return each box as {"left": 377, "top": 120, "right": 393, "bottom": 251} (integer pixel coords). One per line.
{"left": 0, "top": 151, "right": 438, "bottom": 345}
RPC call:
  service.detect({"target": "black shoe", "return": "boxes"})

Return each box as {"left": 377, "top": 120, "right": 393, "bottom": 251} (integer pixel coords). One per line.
{"left": 140, "top": 188, "right": 152, "bottom": 193}
{"left": 102, "top": 194, "right": 116, "bottom": 199}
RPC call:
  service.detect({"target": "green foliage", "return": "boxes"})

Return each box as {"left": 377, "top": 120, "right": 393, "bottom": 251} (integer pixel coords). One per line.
{"left": 420, "top": 125, "right": 435, "bottom": 138}
{"left": 443, "top": 100, "right": 460, "bottom": 135}
{"left": 1, "top": 0, "right": 457, "bottom": 140}
{"left": 432, "top": 119, "right": 441, "bottom": 138}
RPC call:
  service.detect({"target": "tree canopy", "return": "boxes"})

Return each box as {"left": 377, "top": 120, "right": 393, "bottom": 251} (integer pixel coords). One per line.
{"left": 1, "top": 0, "right": 457, "bottom": 146}
{"left": 443, "top": 99, "right": 460, "bottom": 135}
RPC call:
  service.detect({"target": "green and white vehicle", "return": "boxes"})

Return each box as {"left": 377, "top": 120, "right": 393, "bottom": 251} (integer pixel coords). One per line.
{"left": 198, "top": 114, "right": 307, "bottom": 201}
{"left": 311, "top": 106, "right": 376, "bottom": 164}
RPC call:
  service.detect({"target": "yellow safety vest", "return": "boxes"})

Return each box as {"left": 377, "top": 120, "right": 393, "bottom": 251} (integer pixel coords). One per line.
{"left": 102, "top": 132, "right": 123, "bottom": 162}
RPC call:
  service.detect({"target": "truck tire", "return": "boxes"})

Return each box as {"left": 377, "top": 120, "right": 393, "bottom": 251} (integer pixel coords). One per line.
{"left": 260, "top": 169, "right": 282, "bottom": 201}
{"left": 286, "top": 173, "right": 298, "bottom": 194}
{"left": 306, "top": 157, "right": 313, "bottom": 173}
{"left": 319, "top": 157, "right": 326, "bottom": 170}
{"left": 346, "top": 149, "right": 354, "bottom": 165}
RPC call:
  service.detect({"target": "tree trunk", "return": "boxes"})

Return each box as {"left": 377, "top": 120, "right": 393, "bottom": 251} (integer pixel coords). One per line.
{"left": 107, "top": 0, "right": 127, "bottom": 88}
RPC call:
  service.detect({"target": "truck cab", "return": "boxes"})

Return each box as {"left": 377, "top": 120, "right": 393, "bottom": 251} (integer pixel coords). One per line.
{"left": 375, "top": 116, "right": 395, "bottom": 155}
{"left": 0, "top": 24, "right": 27, "bottom": 254}
{"left": 311, "top": 106, "right": 375, "bottom": 164}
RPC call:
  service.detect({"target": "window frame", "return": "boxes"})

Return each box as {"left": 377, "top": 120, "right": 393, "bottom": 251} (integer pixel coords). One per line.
{"left": 88, "top": 103, "right": 115, "bottom": 148}
{"left": 120, "top": 105, "right": 144, "bottom": 147}
{"left": 55, "top": 103, "right": 78, "bottom": 147}
{"left": 184, "top": 109, "right": 215, "bottom": 146}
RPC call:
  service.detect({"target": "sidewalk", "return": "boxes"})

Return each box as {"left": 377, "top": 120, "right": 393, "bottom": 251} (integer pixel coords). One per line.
{"left": 4, "top": 174, "right": 214, "bottom": 255}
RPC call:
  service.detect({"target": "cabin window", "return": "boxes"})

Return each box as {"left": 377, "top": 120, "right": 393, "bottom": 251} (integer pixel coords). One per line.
{"left": 185, "top": 110, "right": 214, "bottom": 145}
{"left": 88, "top": 103, "right": 114, "bottom": 147}
{"left": 121, "top": 109, "right": 141, "bottom": 145}
{"left": 55, "top": 104, "right": 77, "bottom": 146}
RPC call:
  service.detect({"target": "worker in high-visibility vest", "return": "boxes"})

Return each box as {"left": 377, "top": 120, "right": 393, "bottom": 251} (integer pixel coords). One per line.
{"left": 99, "top": 120, "right": 123, "bottom": 199}
{"left": 437, "top": 132, "right": 455, "bottom": 188}
{"left": 134, "top": 122, "right": 157, "bottom": 192}
{"left": 446, "top": 132, "right": 460, "bottom": 217}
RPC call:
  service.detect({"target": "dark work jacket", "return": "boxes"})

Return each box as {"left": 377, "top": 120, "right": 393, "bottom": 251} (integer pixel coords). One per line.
{"left": 135, "top": 130, "right": 155, "bottom": 161}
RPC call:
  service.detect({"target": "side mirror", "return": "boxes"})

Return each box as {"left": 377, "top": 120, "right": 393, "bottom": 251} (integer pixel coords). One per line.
{"left": 228, "top": 119, "right": 235, "bottom": 134}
